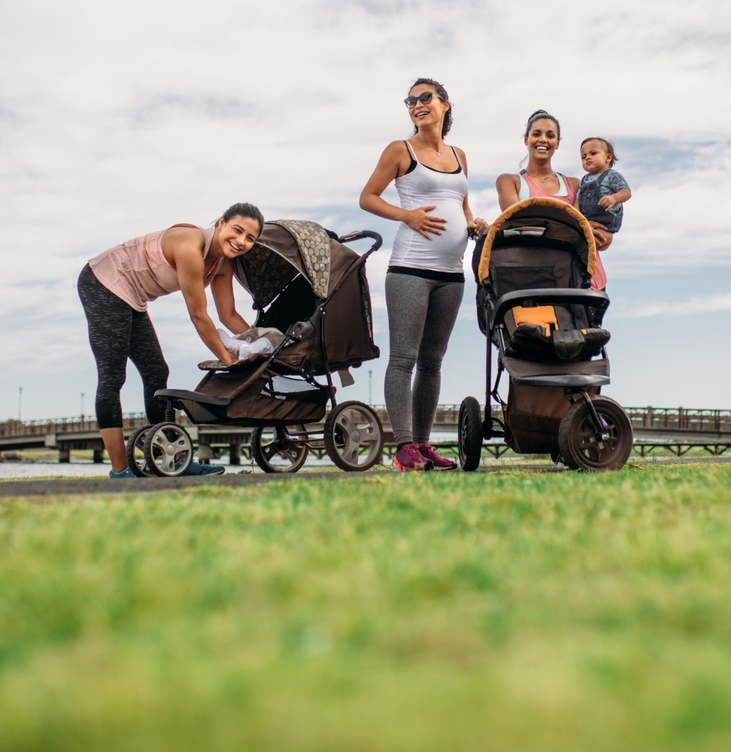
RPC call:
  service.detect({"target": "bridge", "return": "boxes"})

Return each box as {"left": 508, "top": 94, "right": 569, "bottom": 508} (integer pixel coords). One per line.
{"left": 2, "top": 405, "right": 731, "bottom": 463}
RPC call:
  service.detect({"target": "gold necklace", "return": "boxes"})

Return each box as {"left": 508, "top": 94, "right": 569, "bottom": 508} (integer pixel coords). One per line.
{"left": 527, "top": 171, "right": 556, "bottom": 183}
{"left": 416, "top": 133, "right": 442, "bottom": 157}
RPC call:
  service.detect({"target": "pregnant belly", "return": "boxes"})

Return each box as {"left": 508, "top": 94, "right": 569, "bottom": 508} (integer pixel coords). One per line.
{"left": 394, "top": 203, "right": 469, "bottom": 272}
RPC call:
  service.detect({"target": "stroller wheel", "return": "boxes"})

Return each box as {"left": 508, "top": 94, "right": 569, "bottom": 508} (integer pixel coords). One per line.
{"left": 250, "top": 426, "right": 309, "bottom": 473}
{"left": 143, "top": 422, "right": 194, "bottom": 477}
{"left": 126, "top": 425, "right": 155, "bottom": 477}
{"left": 558, "top": 396, "right": 633, "bottom": 472}
{"left": 458, "top": 397, "right": 483, "bottom": 471}
{"left": 324, "top": 401, "right": 384, "bottom": 471}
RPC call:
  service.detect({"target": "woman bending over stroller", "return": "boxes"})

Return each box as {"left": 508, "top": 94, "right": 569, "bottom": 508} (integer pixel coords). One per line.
{"left": 496, "top": 109, "right": 612, "bottom": 290}
{"left": 360, "top": 77, "right": 488, "bottom": 471}
{"left": 78, "top": 202, "right": 264, "bottom": 478}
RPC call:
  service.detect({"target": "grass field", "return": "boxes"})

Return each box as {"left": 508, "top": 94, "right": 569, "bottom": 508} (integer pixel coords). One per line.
{"left": 2, "top": 464, "right": 731, "bottom": 751}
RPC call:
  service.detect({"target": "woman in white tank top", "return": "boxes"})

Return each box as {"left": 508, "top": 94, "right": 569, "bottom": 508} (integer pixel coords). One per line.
{"left": 360, "top": 78, "right": 487, "bottom": 471}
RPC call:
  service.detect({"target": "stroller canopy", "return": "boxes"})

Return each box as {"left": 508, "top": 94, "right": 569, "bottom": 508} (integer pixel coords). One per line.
{"left": 477, "top": 198, "right": 597, "bottom": 286}
{"left": 233, "top": 220, "right": 348, "bottom": 307}
{"left": 230, "top": 219, "right": 379, "bottom": 375}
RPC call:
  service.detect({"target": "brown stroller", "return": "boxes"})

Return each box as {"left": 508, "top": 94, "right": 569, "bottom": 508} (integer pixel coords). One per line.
{"left": 125, "top": 220, "right": 385, "bottom": 475}
{"left": 458, "top": 198, "right": 633, "bottom": 471}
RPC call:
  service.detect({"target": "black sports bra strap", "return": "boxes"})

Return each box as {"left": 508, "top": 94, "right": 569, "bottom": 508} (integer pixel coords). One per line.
{"left": 402, "top": 140, "right": 417, "bottom": 175}
{"left": 450, "top": 145, "right": 464, "bottom": 172}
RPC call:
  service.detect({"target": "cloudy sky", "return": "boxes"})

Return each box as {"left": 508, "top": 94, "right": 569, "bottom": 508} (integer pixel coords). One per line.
{"left": 2, "top": 0, "right": 730, "bottom": 421}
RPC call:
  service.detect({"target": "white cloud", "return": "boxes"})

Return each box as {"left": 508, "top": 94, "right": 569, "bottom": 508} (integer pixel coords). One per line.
{"left": 614, "top": 290, "right": 731, "bottom": 318}
{"left": 2, "top": 0, "right": 731, "bottom": 418}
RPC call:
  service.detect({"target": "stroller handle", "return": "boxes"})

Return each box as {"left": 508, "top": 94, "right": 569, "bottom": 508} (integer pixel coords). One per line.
{"left": 338, "top": 230, "right": 383, "bottom": 252}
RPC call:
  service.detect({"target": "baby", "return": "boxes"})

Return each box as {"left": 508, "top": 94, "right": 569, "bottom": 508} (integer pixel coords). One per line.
{"left": 576, "top": 138, "right": 631, "bottom": 233}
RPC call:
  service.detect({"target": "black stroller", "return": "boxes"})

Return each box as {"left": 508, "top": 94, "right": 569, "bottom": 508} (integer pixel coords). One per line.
{"left": 125, "top": 220, "right": 385, "bottom": 476}
{"left": 458, "top": 197, "right": 633, "bottom": 471}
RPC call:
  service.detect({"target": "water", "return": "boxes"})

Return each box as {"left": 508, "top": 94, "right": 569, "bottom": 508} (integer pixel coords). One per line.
{"left": 0, "top": 431, "right": 513, "bottom": 479}
{"left": 0, "top": 454, "right": 348, "bottom": 479}
{"left": 0, "top": 461, "right": 125, "bottom": 479}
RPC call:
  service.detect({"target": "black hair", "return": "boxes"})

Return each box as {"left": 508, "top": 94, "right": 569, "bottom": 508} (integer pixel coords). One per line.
{"left": 409, "top": 77, "right": 452, "bottom": 139}
{"left": 524, "top": 109, "right": 561, "bottom": 140}
{"left": 217, "top": 202, "right": 264, "bottom": 234}
{"left": 580, "top": 137, "right": 618, "bottom": 167}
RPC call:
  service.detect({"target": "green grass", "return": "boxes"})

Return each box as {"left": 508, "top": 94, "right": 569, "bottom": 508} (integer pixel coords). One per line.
{"left": 2, "top": 464, "right": 731, "bottom": 751}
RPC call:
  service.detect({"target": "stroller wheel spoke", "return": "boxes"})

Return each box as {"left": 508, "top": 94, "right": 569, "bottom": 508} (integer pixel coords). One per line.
{"left": 160, "top": 454, "right": 176, "bottom": 473}
{"left": 335, "top": 413, "right": 354, "bottom": 434}
{"left": 261, "top": 444, "right": 277, "bottom": 461}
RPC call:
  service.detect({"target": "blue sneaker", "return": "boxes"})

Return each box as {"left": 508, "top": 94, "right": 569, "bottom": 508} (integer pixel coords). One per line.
{"left": 184, "top": 462, "right": 225, "bottom": 476}
{"left": 109, "top": 467, "right": 137, "bottom": 479}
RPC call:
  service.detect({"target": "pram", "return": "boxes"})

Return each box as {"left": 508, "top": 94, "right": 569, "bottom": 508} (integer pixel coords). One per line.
{"left": 458, "top": 198, "right": 633, "bottom": 471}
{"left": 125, "top": 220, "right": 385, "bottom": 476}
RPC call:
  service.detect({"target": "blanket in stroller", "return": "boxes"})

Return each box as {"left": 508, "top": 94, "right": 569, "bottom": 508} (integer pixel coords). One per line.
{"left": 199, "top": 327, "right": 288, "bottom": 371}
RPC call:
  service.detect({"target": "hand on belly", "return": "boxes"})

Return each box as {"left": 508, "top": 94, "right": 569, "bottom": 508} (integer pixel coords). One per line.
{"left": 404, "top": 204, "right": 448, "bottom": 240}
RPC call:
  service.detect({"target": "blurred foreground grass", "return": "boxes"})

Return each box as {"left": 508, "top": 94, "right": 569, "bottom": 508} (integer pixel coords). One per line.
{"left": 1, "top": 464, "right": 731, "bottom": 751}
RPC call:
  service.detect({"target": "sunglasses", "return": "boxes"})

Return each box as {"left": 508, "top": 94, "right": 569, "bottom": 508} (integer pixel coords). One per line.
{"left": 404, "top": 91, "right": 444, "bottom": 109}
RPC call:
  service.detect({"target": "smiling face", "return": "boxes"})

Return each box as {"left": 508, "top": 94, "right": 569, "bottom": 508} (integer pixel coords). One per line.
{"left": 524, "top": 118, "right": 560, "bottom": 163}
{"left": 408, "top": 83, "right": 449, "bottom": 133}
{"left": 581, "top": 139, "right": 614, "bottom": 175}
{"left": 217, "top": 215, "right": 261, "bottom": 258}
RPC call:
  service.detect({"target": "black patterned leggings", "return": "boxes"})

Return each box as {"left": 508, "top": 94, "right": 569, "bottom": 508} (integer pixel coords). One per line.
{"left": 77, "top": 264, "right": 169, "bottom": 429}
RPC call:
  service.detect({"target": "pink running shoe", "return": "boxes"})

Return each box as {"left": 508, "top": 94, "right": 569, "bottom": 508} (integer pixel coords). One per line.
{"left": 394, "top": 443, "right": 433, "bottom": 471}
{"left": 418, "top": 444, "right": 458, "bottom": 470}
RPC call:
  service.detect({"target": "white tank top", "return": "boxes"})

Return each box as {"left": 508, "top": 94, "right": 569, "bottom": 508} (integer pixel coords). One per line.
{"left": 390, "top": 141, "right": 469, "bottom": 274}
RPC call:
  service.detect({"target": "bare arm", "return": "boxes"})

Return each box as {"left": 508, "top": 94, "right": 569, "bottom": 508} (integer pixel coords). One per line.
{"left": 170, "top": 236, "right": 236, "bottom": 365}
{"left": 599, "top": 187, "right": 631, "bottom": 210}
{"left": 210, "top": 259, "right": 249, "bottom": 334}
{"left": 496, "top": 173, "right": 521, "bottom": 212}
{"left": 359, "top": 141, "right": 448, "bottom": 240}
{"left": 456, "top": 148, "right": 488, "bottom": 238}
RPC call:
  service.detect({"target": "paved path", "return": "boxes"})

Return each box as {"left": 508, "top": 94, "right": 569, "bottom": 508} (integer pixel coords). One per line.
{"left": 1, "top": 456, "right": 730, "bottom": 500}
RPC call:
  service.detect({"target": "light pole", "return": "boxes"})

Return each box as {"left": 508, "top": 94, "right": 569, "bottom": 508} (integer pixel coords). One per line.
{"left": 18, "top": 387, "right": 22, "bottom": 422}
{"left": 81, "top": 393, "right": 84, "bottom": 422}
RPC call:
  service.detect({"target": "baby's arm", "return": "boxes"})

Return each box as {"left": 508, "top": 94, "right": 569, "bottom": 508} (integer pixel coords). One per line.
{"left": 598, "top": 170, "right": 631, "bottom": 210}
{"left": 598, "top": 187, "right": 631, "bottom": 210}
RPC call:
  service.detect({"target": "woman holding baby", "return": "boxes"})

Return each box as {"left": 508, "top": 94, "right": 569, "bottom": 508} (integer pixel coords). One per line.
{"left": 496, "top": 109, "right": 614, "bottom": 290}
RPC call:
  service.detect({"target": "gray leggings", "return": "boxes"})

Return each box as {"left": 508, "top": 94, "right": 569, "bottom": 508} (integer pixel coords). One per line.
{"left": 384, "top": 272, "right": 464, "bottom": 445}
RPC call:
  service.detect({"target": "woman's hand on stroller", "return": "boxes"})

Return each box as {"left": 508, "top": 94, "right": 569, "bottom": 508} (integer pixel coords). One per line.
{"left": 405, "top": 205, "right": 447, "bottom": 240}
{"left": 468, "top": 217, "right": 488, "bottom": 240}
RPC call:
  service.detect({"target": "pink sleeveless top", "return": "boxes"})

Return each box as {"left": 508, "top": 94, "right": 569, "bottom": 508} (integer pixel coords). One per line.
{"left": 89, "top": 224, "right": 220, "bottom": 311}
{"left": 519, "top": 173, "right": 606, "bottom": 290}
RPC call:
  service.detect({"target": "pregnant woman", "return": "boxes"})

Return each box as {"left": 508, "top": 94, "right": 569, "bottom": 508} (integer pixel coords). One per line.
{"left": 360, "top": 78, "right": 487, "bottom": 471}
